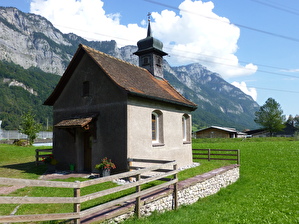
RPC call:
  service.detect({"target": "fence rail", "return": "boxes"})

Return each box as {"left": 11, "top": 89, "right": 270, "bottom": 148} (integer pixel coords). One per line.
{"left": 35, "top": 148, "right": 53, "bottom": 165}
{"left": 0, "top": 158, "right": 178, "bottom": 223}
{"left": 193, "top": 149, "right": 240, "bottom": 165}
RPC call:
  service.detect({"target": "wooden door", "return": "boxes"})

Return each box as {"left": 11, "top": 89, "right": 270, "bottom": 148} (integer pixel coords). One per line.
{"left": 84, "top": 132, "right": 92, "bottom": 172}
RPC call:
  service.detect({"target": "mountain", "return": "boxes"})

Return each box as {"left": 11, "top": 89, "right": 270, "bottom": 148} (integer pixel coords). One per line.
{"left": 0, "top": 7, "right": 259, "bottom": 131}
{"left": 166, "top": 63, "right": 260, "bottom": 129}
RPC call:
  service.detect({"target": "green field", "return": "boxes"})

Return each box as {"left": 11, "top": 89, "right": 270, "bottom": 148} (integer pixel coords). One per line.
{"left": 124, "top": 138, "right": 299, "bottom": 224}
{"left": 0, "top": 138, "right": 298, "bottom": 223}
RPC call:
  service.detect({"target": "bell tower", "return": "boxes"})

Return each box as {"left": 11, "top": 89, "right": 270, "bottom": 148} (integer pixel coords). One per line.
{"left": 134, "top": 13, "right": 168, "bottom": 79}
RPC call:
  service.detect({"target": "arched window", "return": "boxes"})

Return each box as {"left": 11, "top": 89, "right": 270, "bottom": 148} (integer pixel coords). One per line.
{"left": 152, "top": 112, "right": 159, "bottom": 142}
{"left": 182, "top": 116, "right": 187, "bottom": 141}
{"left": 182, "top": 114, "right": 191, "bottom": 143}
{"left": 143, "top": 56, "right": 150, "bottom": 65}
{"left": 152, "top": 110, "right": 164, "bottom": 145}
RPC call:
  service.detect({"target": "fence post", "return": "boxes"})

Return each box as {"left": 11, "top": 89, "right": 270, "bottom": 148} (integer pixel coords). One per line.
{"left": 35, "top": 149, "right": 39, "bottom": 166}
{"left": 135, "top": 174, "right": 141, "bottom": 218}
{"left": 208, "top": 149, "right": 211, "bottom": 161}
{"left": 237, "top": 149, "right": 240, "bottom": 165}
{"left": 74, "top": 181, "right": 81, "bottom": 224}
{"left": 128, "top": 158, "right": 133, "bottom": 182}
{"left": 173, "top": 163, "right": 178, "bottom": 210}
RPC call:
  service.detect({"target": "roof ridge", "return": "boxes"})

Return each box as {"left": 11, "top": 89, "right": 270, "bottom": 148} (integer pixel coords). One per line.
{"left": 80, "top": 44, "right": 148, "bottom": 72}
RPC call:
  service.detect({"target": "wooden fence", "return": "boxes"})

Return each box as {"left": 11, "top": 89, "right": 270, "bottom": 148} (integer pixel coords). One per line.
{"left": 0, "top": 159, "right": 177, "bottom": 223}
{"left": 35, "top": 148, "right": 53, "bottom": 165}
{"left": 193, "top": 149, "right": 240, "bottom": 165}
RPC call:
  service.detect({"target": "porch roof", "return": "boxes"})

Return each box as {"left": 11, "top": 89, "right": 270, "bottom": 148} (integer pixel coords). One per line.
{"left": 55, "top": 117, "right": 93, "bottom": 128}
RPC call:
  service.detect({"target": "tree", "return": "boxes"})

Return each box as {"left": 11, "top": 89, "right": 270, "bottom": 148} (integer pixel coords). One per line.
{"left": 254, "top": 98, "right": 285, "bottom": 136}
{"left": 286, "top": 115, "right": 294, "bottom": 126}
{"left": 19, "top": 111, "right": 42, "bottom": 145}
{"left": 295, "top": 115, "right": 299, "bottom": 127}
{"left": 286, "top": 114, "right": 299, "bottom": 127}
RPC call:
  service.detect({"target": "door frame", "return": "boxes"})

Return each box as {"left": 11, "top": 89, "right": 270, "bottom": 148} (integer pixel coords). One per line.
{"left": 83, "top": 131, "right": 93, "bottom": 172}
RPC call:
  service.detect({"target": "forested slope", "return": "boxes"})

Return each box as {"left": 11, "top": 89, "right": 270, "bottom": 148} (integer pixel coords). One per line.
{"left": 0, "top": 60, "right": 60, "bottom": 129}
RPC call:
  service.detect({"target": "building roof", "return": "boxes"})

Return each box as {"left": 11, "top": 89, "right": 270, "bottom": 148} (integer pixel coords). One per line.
{"left": 195, "top": 126, "right": 246, "bottom": 136}
{"left": 44, "top": 44, "right": 197, "bottom": 110}
{"left": 196, "top": 126, "right": 238, "bottom": 133}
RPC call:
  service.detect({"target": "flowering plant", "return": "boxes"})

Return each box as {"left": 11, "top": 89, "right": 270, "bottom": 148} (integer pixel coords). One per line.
{"left": 95, "top": 157, "right": 116, "bottom": 170}
{"left": 42, "top": 154, "right": 58, "bottom": 165}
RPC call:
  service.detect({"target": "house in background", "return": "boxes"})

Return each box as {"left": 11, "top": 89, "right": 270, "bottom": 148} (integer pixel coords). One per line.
{"left": 244, "top": 128, "right": 268, "bottom": 138}
{"left": 195, "top": 126, "right": 246, "bottom": 139}
{"left": 44, "top": 21, "right": 197, "bottom": 173}
{"left": 245, "top": 123, "right": 299, "bottom": 137}
{"left": 0, "top": 121, "right": 2, "bottom": 139}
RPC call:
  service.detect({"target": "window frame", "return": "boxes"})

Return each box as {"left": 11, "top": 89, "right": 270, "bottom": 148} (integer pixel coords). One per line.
{"left": 152, "top": 110, "right": 164, "bottom": 146}
{"left": 142, "top": 56, "right": 150, "bottom": 65}
{"left": 182, "top": 114, "right": 191, "bottom": 144}
{"left": 82, "top": 81, "right": 90, "bottom": 97}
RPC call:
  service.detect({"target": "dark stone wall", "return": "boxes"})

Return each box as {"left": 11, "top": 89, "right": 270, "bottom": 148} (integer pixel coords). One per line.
{"left": 52, "top": 54, "right": 128, "bottom": 172}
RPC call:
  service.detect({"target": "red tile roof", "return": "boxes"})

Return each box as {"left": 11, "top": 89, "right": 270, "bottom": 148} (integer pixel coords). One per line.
{"left": 44, "top": 44, "right": 197, "bottom": 110}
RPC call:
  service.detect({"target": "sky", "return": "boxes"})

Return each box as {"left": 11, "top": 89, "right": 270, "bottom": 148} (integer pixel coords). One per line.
{"left": 1, "top": 0, "right": 299, "bottom": 117}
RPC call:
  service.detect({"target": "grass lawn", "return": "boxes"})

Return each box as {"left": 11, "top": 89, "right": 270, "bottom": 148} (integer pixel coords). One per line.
{"left": 123, "top": 138, "right": 299, "bottom": 224}
{"left": 0, "top": 144, "right": 48, "bottom": 179}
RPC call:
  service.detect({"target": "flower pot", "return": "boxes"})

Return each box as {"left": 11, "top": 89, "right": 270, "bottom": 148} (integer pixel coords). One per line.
{"left": 99, "top": 169, "right": 110, "bottom": 177}
{"left": 70, "top": 164, "right": 75, "bottom": 172}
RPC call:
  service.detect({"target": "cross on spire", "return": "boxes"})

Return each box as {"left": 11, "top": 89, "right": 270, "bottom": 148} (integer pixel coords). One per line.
{"left": 147, "top": 12, "right": 151, "bottom": 22}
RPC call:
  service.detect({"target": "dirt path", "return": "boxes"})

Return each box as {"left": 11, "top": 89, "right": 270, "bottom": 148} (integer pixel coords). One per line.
{"left": 0, "top": 185, "right": 25, "bottom": 195}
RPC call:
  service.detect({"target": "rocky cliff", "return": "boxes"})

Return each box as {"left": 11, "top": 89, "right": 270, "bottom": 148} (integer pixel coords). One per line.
{"left": 0, "top": 7, "right": 73, "bottom": 75}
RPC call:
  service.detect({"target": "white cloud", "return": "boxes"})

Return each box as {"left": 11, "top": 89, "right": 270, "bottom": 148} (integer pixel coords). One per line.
{"left": 150, "top": 0, "right": 257, "bottom": 78}
{"left": 30, "top": 0, "right": 145, "bottom": 46}
{"left": 281, "top": 68, "right": 299, "bottom": 73}
{"left": 231, "top": 81, "right": 257, "bottom": 101}
{"left": 30, "top": 0, "right": 257, "bottom": 78}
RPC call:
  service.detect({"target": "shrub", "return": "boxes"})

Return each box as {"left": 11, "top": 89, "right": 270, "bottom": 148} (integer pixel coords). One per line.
{"left": 13, "top": 139, "right": 29, "bottom": 146}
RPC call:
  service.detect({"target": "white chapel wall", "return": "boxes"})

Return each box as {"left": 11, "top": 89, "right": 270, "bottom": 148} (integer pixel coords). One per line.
{"left": 127, "top": 99, "right": 193, "bottom": 168}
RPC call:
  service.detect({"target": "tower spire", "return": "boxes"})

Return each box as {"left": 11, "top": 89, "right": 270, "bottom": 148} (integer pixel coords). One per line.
{"left": 134, "top": 13, "right": 168, "bottom": 79}
{"left": 147, "top": 12, "right": 152, "bottom": 37}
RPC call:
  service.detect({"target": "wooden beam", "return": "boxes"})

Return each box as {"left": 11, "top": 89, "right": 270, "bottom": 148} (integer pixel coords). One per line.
{"left": 0, "top": 213, "right": 79, "bottom": 223}
{"left": 0, "top": 196, "right": 78, "bottom": 204}
{"left": 0, "top": 177, "right": 80, "bottom": 188}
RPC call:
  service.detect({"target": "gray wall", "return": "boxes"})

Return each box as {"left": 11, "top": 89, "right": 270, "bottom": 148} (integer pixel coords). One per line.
{"left": 52, "top": 54, "right": 128, "bottom": 172}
